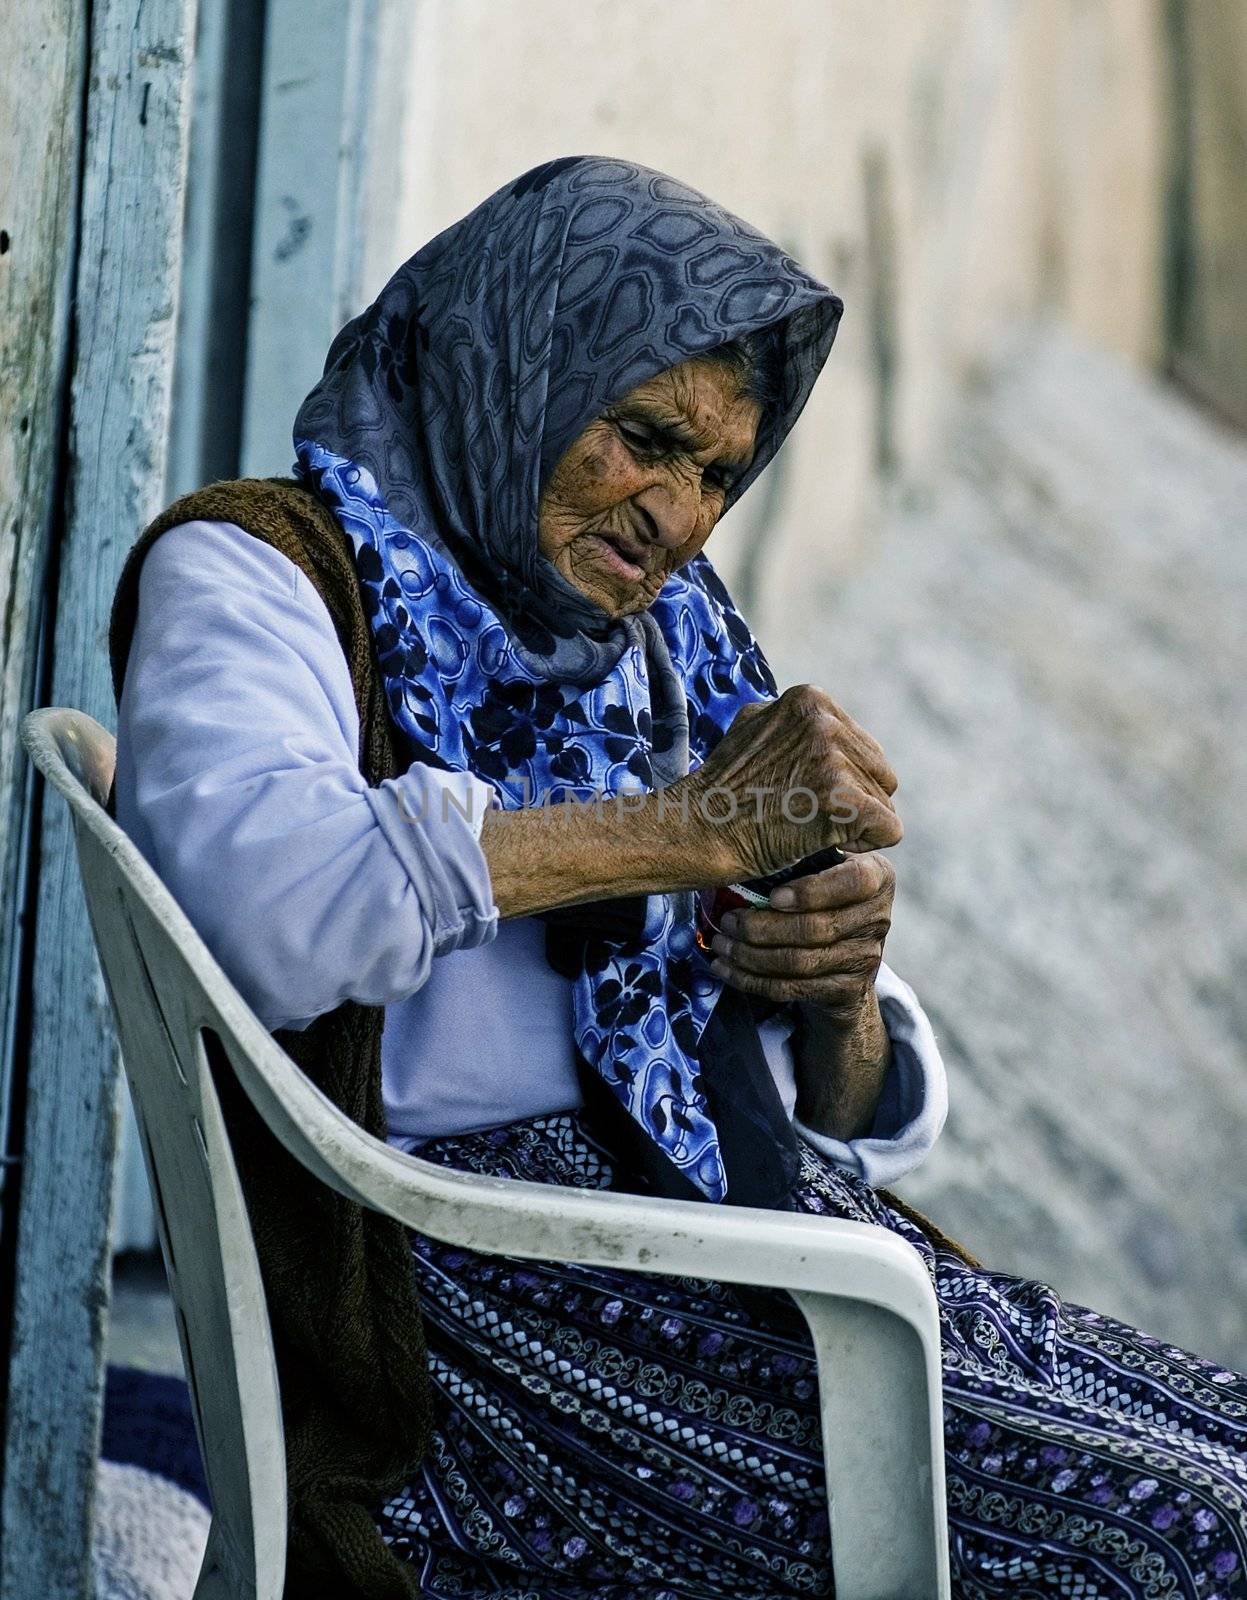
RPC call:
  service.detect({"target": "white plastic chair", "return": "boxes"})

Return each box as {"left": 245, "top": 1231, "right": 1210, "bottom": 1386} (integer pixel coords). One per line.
{"left": 21, "top": 706, "right": 952, "bottom": 1600}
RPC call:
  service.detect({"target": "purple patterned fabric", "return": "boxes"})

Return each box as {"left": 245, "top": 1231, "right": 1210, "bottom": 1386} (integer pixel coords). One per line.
{"left": 375, "top": 1116, "right": 1247, "bottom": 1599}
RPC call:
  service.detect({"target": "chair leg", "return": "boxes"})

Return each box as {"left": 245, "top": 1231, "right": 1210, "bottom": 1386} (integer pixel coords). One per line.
{"left": 792, "top": 1292, "right": 950, "bottom": 1600}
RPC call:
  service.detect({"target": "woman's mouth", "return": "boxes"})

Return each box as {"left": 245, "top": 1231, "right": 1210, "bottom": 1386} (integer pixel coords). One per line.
{"left": 584, "top": 533, "right": 646, "bottom": 583}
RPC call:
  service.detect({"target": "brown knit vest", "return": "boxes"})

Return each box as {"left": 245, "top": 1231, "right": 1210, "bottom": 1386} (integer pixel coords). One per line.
{"left": 109, "top": 479, "right": 432, "bottom": 1599}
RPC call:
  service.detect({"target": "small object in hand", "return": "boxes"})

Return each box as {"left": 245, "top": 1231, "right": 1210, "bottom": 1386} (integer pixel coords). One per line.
{"left": 695, "top": 845, "right": 847, "bottom": 953}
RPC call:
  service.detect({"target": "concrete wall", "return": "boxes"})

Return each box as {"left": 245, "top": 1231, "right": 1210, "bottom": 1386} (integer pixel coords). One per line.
{"left": 373, "top": 0, "right": 1169, "bottom": 625}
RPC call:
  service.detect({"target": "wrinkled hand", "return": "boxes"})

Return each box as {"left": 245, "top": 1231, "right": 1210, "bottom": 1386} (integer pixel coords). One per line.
{"left": 707, "top": 852, "right": 895, "bottom": 1019}
{"left": 674, "top": 685, "right": 902, "bottom": 885}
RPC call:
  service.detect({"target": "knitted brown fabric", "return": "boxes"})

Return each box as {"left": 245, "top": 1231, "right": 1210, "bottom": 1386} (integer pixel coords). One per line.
{"left": 878, "top": 1189, "right": 982, "bottom": 1270}
{"left": 108, "top": 478, "right": 430, "bottom": 1599}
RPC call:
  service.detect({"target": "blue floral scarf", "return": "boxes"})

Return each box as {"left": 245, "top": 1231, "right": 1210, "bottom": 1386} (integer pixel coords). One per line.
{"left": 294, "top": 157, "right": 842, "bottom": 1201}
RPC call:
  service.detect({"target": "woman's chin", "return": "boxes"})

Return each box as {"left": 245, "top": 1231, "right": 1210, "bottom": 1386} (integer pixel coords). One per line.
{"left": 595, "top": 582, "right": 661, "bottom": 619}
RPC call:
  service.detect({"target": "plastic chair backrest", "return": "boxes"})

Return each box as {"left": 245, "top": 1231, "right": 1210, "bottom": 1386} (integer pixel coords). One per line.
{"left": 21, "top": 708, "right": 286, "bottom": 1600}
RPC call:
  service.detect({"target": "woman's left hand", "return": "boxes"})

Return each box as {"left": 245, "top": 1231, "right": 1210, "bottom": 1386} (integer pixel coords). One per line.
{"left": 707, "top": 852, "right": 895, "bottom": 1018}
{"left": 708, "top": 852, "right": 896, "bottom": 1139}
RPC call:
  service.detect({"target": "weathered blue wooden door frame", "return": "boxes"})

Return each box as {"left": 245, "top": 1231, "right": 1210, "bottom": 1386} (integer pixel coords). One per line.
{"left": 0, "top": 0, "right": 403, "bottom": 1590}
{"left": 0, "top": 5, "right": 200, "bottom": 1595}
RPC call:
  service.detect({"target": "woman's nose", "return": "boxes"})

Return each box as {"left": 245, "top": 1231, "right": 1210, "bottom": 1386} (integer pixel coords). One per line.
{"left": 632, "top": 479, "right": 701, "bottom": 549}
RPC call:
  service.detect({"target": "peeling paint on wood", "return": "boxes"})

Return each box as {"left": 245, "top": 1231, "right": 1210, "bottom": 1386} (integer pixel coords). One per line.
{"left": 0, "top": 1, "right": 87, "bottom": 1212}
{"left": 0, "top": 1, "right": 199, "bottom": 1594}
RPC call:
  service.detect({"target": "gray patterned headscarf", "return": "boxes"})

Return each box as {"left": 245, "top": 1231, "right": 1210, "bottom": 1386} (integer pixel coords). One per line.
{"left": 295, "top": 154, "right": 842, "bottom": 709}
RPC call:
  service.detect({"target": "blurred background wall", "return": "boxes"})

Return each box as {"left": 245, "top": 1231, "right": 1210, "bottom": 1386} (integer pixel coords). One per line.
{"left": 345, "top": 0, "right": 1247, "bottom": 1363}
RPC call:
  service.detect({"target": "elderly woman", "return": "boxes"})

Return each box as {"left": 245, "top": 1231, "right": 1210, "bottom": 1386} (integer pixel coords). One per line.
{"left": 110, "top": 159, "right": 1247, "bottom": 1599}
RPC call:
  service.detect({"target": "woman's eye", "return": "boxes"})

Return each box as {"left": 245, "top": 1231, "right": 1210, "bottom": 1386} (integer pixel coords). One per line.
{"left": 617, "top": 421, "right": 659, "bottom": 454}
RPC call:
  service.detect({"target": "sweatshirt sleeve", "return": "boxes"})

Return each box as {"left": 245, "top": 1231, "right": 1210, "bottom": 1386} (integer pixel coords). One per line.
{"left": 759, "top": 960, "right": 949, "bottom": 1186}
{"left": 113, "top": 518, "right": 498, "bottom": 1032}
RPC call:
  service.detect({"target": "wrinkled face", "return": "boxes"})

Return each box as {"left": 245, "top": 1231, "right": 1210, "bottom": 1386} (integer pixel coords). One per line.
{"left": 538, "top": 356, "right": 763, "bottom": 617}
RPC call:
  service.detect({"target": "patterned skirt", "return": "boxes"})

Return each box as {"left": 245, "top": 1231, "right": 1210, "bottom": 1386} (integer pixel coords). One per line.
{"left": 375, "top": 1114, "right": 1247, "bottom": 1599}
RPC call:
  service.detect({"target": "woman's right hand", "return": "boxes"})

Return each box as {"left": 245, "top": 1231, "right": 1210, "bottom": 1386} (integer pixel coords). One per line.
{"left": 674, "top": 685, "right": 902, "bottom": 881}
{"left": 479, "top": 684, "right": 900, "bottom": 918}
